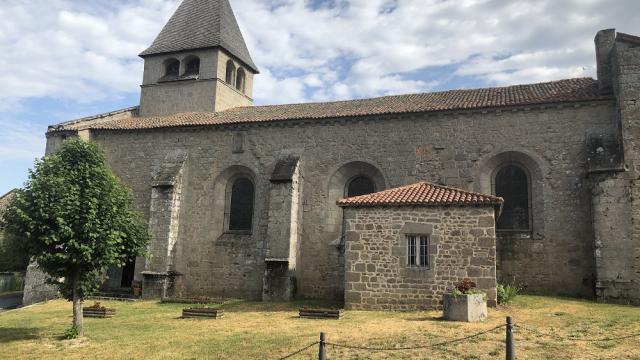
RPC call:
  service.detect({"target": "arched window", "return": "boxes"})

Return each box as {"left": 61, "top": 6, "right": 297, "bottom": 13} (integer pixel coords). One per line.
{"left": 164, "top": 58, "right": 180, "bottom": 77}
{"left": 495, "top": 164, "right": 530, "bottom": 231}
{"left": 228, "top": 177, "right": 254, "bottom": 231}
{"left": 225, "top": 60, "right": 236, "bottom": 85}
{"left": 346, "top": 175, "right": 375, "bottom": 197}
{"left": 236, "top": 68, "right": 246, "bottom": 92}
{"left": 183, "top": 56, "right": 200, "bottom": 76}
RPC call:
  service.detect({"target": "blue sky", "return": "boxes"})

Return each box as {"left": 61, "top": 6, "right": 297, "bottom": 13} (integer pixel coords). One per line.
{"left": 1, "top": 0, "right": 639, "bottom": 195}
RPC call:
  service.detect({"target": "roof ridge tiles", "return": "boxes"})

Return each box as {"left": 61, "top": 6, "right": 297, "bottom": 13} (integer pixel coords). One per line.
{"left": 50, "top": 77, "right": 612, "bottom": 132}
{"left": 337, "top": 181, "right": 503, "bottom": 207}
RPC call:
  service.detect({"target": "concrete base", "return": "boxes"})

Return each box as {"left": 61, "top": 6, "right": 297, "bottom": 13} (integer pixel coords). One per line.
{"left": 262, "top": 261, "right": 296, "bottom": 301}
{"left": 141, "top": 271, "right": 182, "bottom": 299}
{"left": 443, "top": 293, "right": 487, "bottom": 322}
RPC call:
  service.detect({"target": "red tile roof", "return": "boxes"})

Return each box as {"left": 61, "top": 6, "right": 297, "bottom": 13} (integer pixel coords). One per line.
{"left": 337, "top": 182, "right": 503, "bottom": 207}
{"left": 50, "top": 78, "right": 610, "bottom": 132}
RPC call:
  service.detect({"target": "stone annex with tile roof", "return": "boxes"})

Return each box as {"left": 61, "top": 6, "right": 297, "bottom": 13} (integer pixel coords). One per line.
{"left": 24, "top": 0, "right": 640, "bottom": 308}
{"left": 338, "top": 182, "right": 504, "bottom": 310}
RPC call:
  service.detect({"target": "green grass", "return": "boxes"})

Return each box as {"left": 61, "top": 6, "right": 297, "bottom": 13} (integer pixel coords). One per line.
{"left": 0, "top": 295, "right": 639, "bottom": 359}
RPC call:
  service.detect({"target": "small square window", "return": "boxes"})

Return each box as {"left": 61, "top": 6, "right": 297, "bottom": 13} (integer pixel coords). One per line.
{"left": 407, "top": 235, "right": 429, "bottom": 268}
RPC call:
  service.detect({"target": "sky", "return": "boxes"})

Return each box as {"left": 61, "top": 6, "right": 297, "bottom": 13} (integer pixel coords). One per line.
{"left": 0, "top": 0, "right": 639, "bottom": 195}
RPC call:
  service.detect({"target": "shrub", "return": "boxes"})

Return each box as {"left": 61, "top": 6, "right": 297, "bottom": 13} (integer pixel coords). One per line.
{"left": 64, "top": 326, "right": 79, "bottom": 340}
{"left": 497, "top": 283, "right": 522, "bottom": 305}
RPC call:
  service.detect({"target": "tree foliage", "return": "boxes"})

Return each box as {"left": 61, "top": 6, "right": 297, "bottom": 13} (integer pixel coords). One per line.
{"left": 0, "top": 231, "right": 29, "bottom": 272}
{"left": 3, "top": 138, "right": 149, "bottom": 334}
{"left": 0, "top": 191, "right": 29, "bottom": 272}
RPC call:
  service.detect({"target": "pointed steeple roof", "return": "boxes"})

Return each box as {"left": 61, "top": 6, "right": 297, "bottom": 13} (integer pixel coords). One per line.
{"left": 140, "top": 0, "right": 258, "bottom": 73}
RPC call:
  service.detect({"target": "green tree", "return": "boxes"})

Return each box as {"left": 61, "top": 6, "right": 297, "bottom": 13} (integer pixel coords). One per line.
{"left": 0, "top": 231, "right": 29, "bottom": 272}
{"left": 3, "top": 138, "right": 149, "bottom": 336}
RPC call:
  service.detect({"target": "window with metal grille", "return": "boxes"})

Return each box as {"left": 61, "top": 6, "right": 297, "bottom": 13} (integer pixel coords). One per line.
{"left": 228, "top": 177, "right": 254, "bottom": 231}
{"left": 236, "top": 68, "right": 246, "bottom": 93}
{"left": 184, "top": 56, "right": 200, "bottom": 76}
{"left": 407, "top": 235, "right": 429, "bottom": 268}
{"left": 225, "top": 60, "right": 236, "bottom": 85}
{"left": 164, "top": 58, "right": 179, "bottom": 77}
{"left": 495, "top": 164, "right": 530, "bottom": 231}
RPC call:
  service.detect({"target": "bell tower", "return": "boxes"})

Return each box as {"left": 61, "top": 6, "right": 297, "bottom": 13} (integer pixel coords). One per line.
{"left": 138, "top": 0, "right": 259, "bottom": 117}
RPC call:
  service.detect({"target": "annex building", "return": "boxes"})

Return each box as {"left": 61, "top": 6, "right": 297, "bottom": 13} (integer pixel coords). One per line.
{"left": 23, "top": 0, "right": 640, "bottom": 309}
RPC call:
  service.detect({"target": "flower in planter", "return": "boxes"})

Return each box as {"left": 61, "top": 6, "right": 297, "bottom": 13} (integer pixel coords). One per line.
{"left": 451, "top": 278, "right": 486, "bottom": 298}
{"left": 456, "top": 278, "right": 477, "bottom": 294}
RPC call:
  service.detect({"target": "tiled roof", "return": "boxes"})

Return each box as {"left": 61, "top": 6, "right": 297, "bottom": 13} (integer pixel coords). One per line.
{"left": 139, "top": 0, "right": 258, "bottom": 73}
{"left": 337, "top": 182, "right": 503, "bottom": 207}
{"left": 50, "top": 78, "right": 610, "bottom": 132}
{"left": 0, "top": 189, "right": 17, "bottom": 219}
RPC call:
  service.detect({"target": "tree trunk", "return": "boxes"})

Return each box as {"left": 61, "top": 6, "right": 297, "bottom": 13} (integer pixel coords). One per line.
{"left": 72, "top": 270, "right": 83, "bottom": 337}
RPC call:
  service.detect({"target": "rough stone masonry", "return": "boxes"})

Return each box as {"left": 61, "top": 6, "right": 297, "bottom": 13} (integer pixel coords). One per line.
{"left": 22, "top": 0, "right": 640, "bottom": 308}
{"left": 338, "top": 181, "right": 502, "bottom": 310}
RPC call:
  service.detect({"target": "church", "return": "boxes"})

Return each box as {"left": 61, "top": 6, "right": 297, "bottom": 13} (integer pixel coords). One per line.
{"left": 23, "top": 0, "right": 640, "bottom": 308}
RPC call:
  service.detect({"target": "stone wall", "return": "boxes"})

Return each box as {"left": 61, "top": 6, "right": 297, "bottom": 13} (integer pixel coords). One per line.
{"left": 591, "top": 173, "right": 635, "bottom": 303}
{"left": 216, "top": 49, "right": 254, "bottom": 98}
{"left": 140, "top": 80, "right": 219, "bottom": 117}
{"left": 140, "top": 48, "right": 253, "bottom": 117}
{"left": 343, "top": 206, "right": 497, "bottom": 310}
{"left": 585, "top": 31, "right": 640, "bottom": 305}
{"left": 22, "top": 263, "right": 57, "bottom": 305}
{"left": 70, "top": 99, "right": 615, "bottom": 301}
{"left": 214, "top": 79, "right": 253, "bottom": 112}
{"left": 615, "top": 38, "right": 640, "bottom": 305}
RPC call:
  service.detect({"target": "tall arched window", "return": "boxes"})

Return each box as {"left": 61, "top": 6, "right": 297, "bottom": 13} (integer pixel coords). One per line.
{"left": 346, "top": 175, "right": 375, "bottom": 197}
{"left": 227, "top": 177, "right": 254, "bottom": 231}
{"left": 225, "top": 60, "right": 236, "bottom": 85}
{"left": 164, "top": 58, "right": 180, "bottom": 77}
{"left": 236, "top": 68, "right": 246, "bottom": 92}
{"left": 183, "top": 56, "right": 200, "bottom": 76}
{"left": 495, "top": 164, "right": 530, "bottom": 231}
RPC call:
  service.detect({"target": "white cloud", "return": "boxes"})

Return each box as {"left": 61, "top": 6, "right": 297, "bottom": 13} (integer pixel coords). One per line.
{"left": 0, "top": 121, "right": 46, "bottom": 160}
{"left": 0, "top": 0, "right": 639, "bottom": 109}
{"left": 230, "top": 0, "right": 640, "bottom": 103}
{"left": 0, "top": 0, "right": 181, "bottom": 110}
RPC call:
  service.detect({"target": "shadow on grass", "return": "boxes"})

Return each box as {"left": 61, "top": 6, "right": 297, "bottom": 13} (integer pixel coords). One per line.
{"left": 405, "top": 315, "right": 446, "bottom": 322}
{"left": 0, "top": 327, "right": 40, "bottom": 343}
{"left": 159, "top": 299, "right": 343, "bottom": 313}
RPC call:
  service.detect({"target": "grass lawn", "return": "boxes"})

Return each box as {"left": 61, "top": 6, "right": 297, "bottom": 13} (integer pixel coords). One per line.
{"left": 0, "top": 295, "right": 639, "bottom": 359}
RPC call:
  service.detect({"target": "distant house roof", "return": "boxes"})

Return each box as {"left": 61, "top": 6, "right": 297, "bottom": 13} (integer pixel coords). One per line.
{"left": 0, "top": 189, "right": 17, "bottom": 223}
{"left": 49, "top": 78, "right": 611, "bottom": 133}
{"left": 337, "top": 182, "right": 503, "bottom": 208}
{"left": 139, "top": 0, "right": 259, "bottom": 73}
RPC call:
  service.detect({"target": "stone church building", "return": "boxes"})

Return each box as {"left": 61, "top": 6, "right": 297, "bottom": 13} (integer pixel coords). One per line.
{"left": 23, "top": 0, "right": 640, "bottom": 307}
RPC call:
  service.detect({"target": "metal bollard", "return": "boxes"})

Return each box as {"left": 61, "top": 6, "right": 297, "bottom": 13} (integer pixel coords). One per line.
{"left": 319, "top": 332, "right": 326, "bottom": 360}
{"left": 506, "top": 316, "right": 515, "bottom": 360}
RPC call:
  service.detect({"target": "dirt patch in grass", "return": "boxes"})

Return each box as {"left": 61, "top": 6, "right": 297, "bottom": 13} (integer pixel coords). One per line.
{"left": 0, "top": 295, "right": 638, "bottom": 359}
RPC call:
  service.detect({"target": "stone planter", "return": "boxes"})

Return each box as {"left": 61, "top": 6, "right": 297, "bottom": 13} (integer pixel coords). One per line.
{"left": 299, "top": 308, "right": 344, "bottom": 319}
{"left": 83, "top": 307, "right": 116, "bottom": 318}
{"left": 182, "top": 307, "right": 224, "bottom": 319}
{"left": 443, "top": 293, "right": 487, "bottom": 322}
